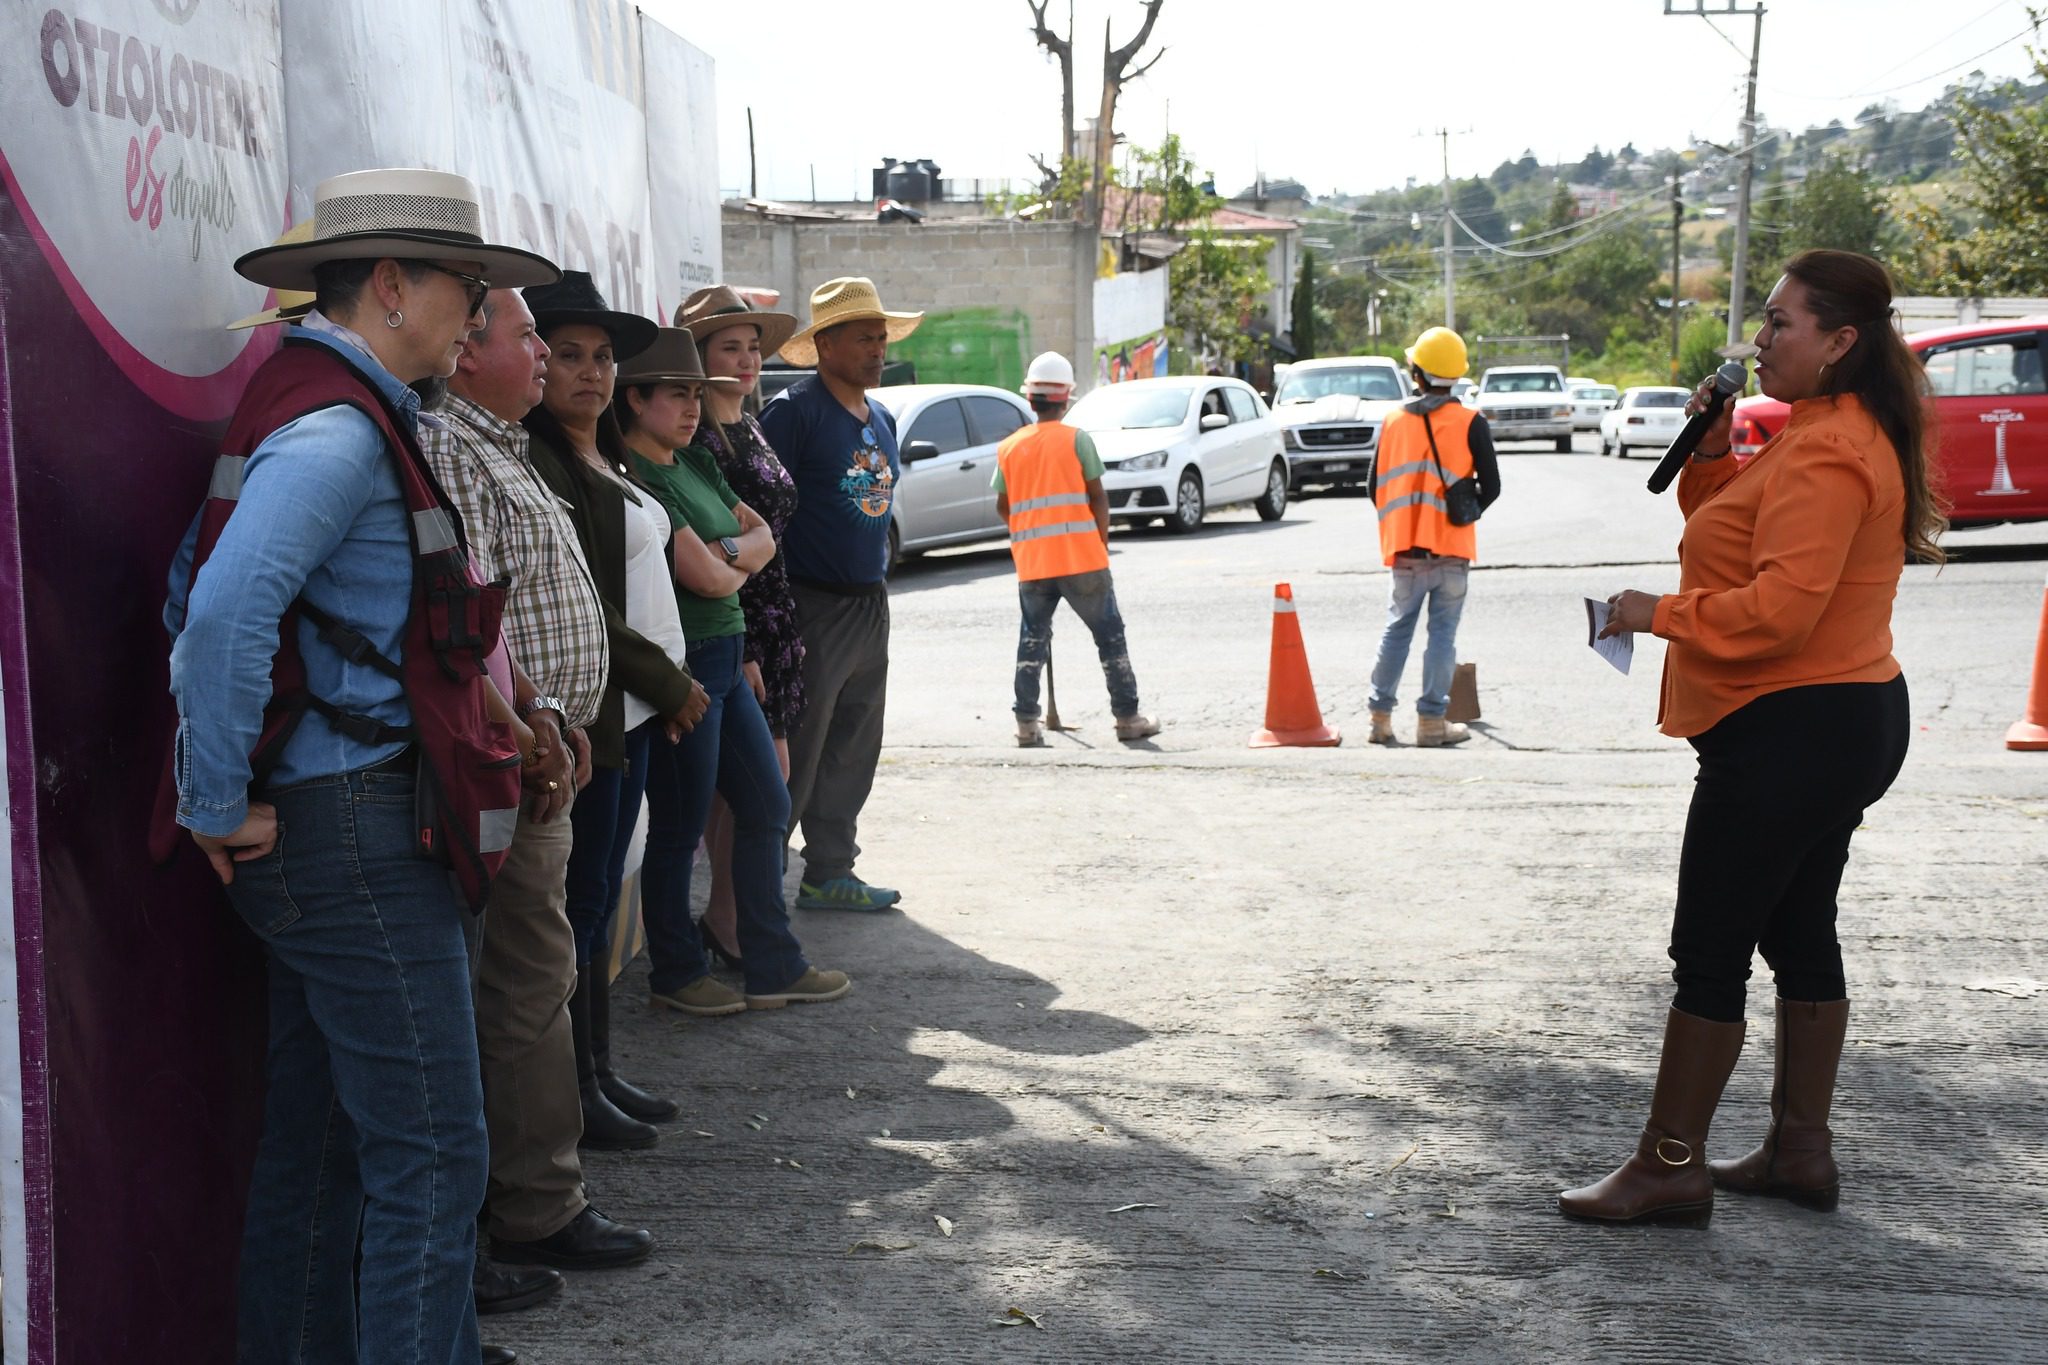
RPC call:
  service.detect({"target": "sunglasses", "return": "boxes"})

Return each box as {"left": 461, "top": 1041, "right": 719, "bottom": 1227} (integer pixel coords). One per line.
{"left": 416, "top": 261, "right": 491, "bottom": 314}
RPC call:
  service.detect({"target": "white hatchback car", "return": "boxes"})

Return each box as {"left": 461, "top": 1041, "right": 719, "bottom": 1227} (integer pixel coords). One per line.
{"left": 1599, "top": 386, "right": 1691, "bottom": 457}
{"left": 1066, "top": 376, "right": 1290, "bottom": 533}
{"left": 880, "top": 383, "right": 1036, "bottom": 562}
{"left": 1569, "top": 381, "right": 1618, "bottom": 431}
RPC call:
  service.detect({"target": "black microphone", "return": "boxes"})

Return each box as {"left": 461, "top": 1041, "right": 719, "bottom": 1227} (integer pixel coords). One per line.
{"left": 1646, "top": 361, "right": 1748, "bottom": 494}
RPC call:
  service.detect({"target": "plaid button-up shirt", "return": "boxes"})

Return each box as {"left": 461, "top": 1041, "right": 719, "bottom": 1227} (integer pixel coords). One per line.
{"left": 421, "top": 395, "right": 608, "bottom": 729}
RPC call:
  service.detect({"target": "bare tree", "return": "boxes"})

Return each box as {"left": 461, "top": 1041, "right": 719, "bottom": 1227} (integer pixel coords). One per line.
{"left": 1086, "top": 0, "right": 1166, "bottom": 227}
{"left": 1026, "top": 0, "right": 1075, "bottom": 202}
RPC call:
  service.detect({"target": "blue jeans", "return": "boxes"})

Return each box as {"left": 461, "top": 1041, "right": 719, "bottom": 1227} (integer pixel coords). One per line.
{"left": 643, "top": 633, "right": 806, "bottom": 997}
{"left": 564, "top": 718, "right": 656, "bottom": 966}
{"left": 1368, "top": 553, "right": 1470, "bottom": 718}
{"left": 1013, "top": 569, "right": 1140, "bottom": 720}
{"left": 225, "top": 755, "right": 486, "bottom": 1365}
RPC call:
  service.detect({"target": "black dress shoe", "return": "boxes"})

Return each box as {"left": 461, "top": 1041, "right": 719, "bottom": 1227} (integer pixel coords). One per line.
{"left": 482, "top": 1347, "right": 518, "bottom": 1365}
{"left": 474, "top": 1255, "right": 563, "bottom": 1316}
{"left": 492, "top": 1205, "right": 654, "bottom": 1270}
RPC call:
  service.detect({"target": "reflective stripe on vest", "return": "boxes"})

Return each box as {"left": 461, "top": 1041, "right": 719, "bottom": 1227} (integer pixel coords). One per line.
{"left": 996, "top": 421, "right": 1111, "bottom": 581}
{"left": 1374, "top": 403, "right": 1478, "bottom": 564}
{"left": 210, "top": 455, "right": 247, "bottom": 501}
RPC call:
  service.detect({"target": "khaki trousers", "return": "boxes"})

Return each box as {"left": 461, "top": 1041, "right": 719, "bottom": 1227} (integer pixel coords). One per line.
{"left": 475, "top": 797, "right": 587, "bottom": 1241}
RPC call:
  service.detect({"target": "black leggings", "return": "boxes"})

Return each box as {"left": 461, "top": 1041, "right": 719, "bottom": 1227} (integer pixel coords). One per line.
{"left": 1669, "top": 675, "right": 1910, "bottom": 1022}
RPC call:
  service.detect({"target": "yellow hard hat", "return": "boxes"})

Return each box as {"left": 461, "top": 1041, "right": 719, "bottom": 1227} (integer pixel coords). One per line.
{"left": 1405, "top": 326, "right": 1469, "bottom": 381}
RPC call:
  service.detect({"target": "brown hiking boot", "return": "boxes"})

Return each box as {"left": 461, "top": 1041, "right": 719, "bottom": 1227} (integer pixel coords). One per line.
{"left": 1368, "top": 710, "right": 1396, "bottom": 745}
{"left": 1114, "top": 713, "right": 1161, "bottom": 742}
{"left": 1559, "top": 1006, "right": 1746, "bottom": 1227}
{"left": 1709, "top": 998, "right": 1849, "bottom": 1211}
{"left": 745, "top": 968, "right": 852, "bottom": 1010}
{"left": 1416, "top": 715, "right": 1470, "bottom": 747}
{"left": 650, "top": 975, "right": 746, "bottom": 1018}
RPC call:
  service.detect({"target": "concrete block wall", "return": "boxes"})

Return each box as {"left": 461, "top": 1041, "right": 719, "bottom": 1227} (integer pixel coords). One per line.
{"left": 722, "top": 216, "right": 1098, "bottom": 390}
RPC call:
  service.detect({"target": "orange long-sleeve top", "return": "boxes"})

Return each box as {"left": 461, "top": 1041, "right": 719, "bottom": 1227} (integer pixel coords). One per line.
{"left": 1650, "top": 394, "right": 1906, "bottom": 738}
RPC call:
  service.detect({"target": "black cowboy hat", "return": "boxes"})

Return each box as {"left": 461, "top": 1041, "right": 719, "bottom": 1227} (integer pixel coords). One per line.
{"left": 522, "top": 270, "right": 659, "bottom": 361}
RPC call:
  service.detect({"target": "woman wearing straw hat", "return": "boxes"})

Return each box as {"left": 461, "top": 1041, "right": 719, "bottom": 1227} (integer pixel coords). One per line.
{"left": 759, "top": 277, "right": 923, "bottom": 914}
{"left": 165, "top": 167, "right": 557, "bottom": 1365}
{"left": 615, "top": 329, "right": 848, "bottom": 1013}
{"left": 516, "top": 273, "right": 707, "bottom": 1154}
{"left": 676, "top": 285, "right": 802, "bottom": 967}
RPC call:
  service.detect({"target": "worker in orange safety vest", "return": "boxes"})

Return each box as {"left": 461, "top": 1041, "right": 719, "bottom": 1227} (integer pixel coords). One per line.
{"left": 994, "top": 351, "right": 1160, "bottom": 747}
{"left": 1367, "top": 326, "right": 1502, "bottom": 747}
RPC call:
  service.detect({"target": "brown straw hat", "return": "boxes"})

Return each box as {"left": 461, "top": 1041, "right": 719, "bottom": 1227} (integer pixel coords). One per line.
{"left": 226, "top": 222, "right": 317, "bottom": 329}
{"left": 617, "top": 328, "right": 741, "bottom": 388}
{"left": 234, "top": 168, "right": 559, "bottom": 292}
{"left": 777, "top": 276, "right": 924, "bottom": 367}
{"left": 674, "top": 285, "right": 798, "bottom": 361}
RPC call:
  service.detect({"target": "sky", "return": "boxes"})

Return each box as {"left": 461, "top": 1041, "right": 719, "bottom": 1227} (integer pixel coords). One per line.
{"left": 641, "top": 0, "right": 2046, "bottom": 203}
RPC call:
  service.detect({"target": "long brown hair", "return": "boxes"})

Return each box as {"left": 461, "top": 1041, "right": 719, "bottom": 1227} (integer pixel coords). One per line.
{"left": 1780, "top": 249, "right": 1948, "bottom": 563}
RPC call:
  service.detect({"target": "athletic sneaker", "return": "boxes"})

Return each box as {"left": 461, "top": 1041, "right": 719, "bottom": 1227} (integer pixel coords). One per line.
{"left": 796, "top": 877, "right": 901, "bottom": 912}
{"left": 745, "top": 968, "right": 852, "bottom": 1010}
{"left": 649, "top": 975, "right": 746, "bottom": 1017}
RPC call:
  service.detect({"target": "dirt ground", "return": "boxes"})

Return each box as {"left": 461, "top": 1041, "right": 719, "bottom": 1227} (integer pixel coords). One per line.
{"left": 495, "top": 448, "right": 2048, "bottom": 1364}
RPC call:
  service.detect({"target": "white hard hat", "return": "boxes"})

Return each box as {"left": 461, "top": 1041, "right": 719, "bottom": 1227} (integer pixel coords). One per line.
{"left": 1022, "top": 350, "right": 1076, "bottom": 394}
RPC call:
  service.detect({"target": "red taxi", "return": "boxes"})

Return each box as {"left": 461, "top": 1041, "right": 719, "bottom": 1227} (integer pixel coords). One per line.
{"left": 1729, "top": 318, "right": 2048, "bottom": 526}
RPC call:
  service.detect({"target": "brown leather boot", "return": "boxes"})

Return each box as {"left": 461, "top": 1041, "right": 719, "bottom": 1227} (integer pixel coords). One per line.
{"left": 1559, "top": 1007, "right": 1746, "bottom": 1227}
{"left": 1709, "top": 997, "right": 1848, "bottom": 1211}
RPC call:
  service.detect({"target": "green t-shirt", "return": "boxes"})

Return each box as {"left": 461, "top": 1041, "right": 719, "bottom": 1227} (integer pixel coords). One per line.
{"left": 990, "top": 424, "right": 1102, "bottom": 495}
{"left": 631, "top": 445, "right": 745, "bottom": 641}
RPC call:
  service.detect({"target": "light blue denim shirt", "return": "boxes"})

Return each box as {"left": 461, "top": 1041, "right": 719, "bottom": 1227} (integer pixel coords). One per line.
{"left": 166, "top": 314, "right": 421, "bottom": 836}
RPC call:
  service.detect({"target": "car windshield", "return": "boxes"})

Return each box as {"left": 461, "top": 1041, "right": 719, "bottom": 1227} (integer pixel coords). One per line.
{"left": 1631, "top": 390, "right": 1687, "bottom": 408}
{"left": 1483, "top": 372, "right": 1563, "bottom": 393}
{"left": 1573, "top": 385, "right": 1616, "bottom": 400}
{"left": 1275, "top": 367, "right": 1404, "bottom": 404}
{"left": 1068, "top": 386, "right": 1193, "bottom": 431}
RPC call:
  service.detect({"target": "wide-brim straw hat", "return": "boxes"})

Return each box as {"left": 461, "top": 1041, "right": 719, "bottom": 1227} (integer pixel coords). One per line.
{"left": 778, "top": 276, "right": 923, "bottom": 367}
{"left": 226, "top": 222, "right": 318, "bottom": 329}
{"left": 235, "top": 168, "right": 560, "bottom": 292}
{"left": 617, "top": 328, "right": 741, "bottom": 388}
{"left": 522, "top": 271, "right": 660, "bottom": 361}
{"left": 675, "top": 285, "right": 798, "bottom": 361}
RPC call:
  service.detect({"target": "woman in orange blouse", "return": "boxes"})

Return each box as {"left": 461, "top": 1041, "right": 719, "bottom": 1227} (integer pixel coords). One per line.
{"left": 1560, "top": 250, "right": 1945, "bottom": 1227}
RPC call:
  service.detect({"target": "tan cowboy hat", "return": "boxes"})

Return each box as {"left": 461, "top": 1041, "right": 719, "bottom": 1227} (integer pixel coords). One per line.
{"left": 234, "top": 168, "right": 560, "bottom": 292}
{"left": 777, "top": 276, "right": 923, "bottom": 367}
{"left": 227, "top": 222, "right": 317, "bottom": 329}
{"left": 675, "top": 284, "right": 798, "bottom": 361}
{"left": 616, "top": 328, "right": 740, "bottom": 388}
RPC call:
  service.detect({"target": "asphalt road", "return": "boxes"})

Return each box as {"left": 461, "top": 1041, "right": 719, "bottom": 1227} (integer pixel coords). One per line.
{"left": 498, "top": 432, "right": 2048, "bottom": 1364}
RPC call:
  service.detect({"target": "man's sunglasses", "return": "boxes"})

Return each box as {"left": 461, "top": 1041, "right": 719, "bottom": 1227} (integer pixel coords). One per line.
{"left": 416, "top": 261, "right": 491, "bottom": 313}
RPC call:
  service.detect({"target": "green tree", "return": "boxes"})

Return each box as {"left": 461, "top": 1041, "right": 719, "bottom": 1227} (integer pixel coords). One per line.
{"left": 1292, "top": 248, "right": 1318, "bottom": 359}
{"left": 1933, "top": 39, "right": 2048, "bottom": 290}
{"left": 1169, "top": 229, "right": 1274, "bottom": 368}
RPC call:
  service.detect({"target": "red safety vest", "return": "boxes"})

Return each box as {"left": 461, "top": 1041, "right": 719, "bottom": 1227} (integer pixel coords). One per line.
{"left": 150, "top": 339, "right": 523, "bottom": 911}
{"left": 1374, "top": 402, "right": 1479, "bottom": 565}
{"left": 997, "top": 421, "right": 1110, "bottom": 582}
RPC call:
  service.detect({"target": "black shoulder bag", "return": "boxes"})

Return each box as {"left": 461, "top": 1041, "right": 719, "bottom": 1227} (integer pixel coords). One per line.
{"left": 1422, "top": 407, "right": 1484, "bottom": 527}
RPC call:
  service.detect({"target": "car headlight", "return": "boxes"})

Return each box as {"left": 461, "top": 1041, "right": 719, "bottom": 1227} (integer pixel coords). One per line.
{"left": 1123, "top": 450, "right": 1168, "bottom": 470}
{"left": 1282, "top": 429, "right": 1302, "bottom": 450}
{"left": 1552, "top": 406, "right": 1571, "bottom": 419}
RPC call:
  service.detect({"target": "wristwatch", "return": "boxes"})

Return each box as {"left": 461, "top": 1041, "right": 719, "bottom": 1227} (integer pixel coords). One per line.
{"left": 518, "top": 694, "right": 567, "bottom": 725}
{"left": 718, "top": 536, "right": 741, "bottom": 564}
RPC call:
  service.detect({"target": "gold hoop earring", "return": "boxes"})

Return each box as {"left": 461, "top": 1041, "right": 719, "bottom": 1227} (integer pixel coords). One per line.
{"left": 386, "top": 310, "right": 404, "bottom": 329}
{"left": 1817, "top": 360, "right": 1829, "bottom": 381}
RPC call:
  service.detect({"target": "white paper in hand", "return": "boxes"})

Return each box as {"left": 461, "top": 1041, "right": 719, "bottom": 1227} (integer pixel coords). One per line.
{"left": 1584, "top": 598, "right": 1634, "bottom": 675}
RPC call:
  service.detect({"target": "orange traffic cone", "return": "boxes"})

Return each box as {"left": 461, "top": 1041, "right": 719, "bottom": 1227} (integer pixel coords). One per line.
{"left": 1250, "top": 583, "right": 1342, "bottom": 748}
{"left": 2006, "top": 571, "right": 2048, "bottom": 751}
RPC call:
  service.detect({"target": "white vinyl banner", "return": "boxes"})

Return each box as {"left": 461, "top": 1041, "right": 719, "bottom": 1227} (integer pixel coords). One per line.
{"left": 280, "top": 0, "right": 659, "bottom": 319}
{"left": 0, "top": 0, "right": 288, "bottom": 415}
{"left": 638, "top": 15, "right": 720, "bottom": 319}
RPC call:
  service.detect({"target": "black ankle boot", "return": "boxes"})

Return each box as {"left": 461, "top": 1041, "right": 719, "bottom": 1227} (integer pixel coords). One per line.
{"left": 585, "top": 963, "right": 678, "bottom": 1123}
{"left": 569, "top": 966, "right": 658, "bottom": 1151}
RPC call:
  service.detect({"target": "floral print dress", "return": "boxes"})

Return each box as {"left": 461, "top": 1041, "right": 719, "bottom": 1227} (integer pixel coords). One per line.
{"left": 697, "top": 413, "right": 806, "bottom": 738}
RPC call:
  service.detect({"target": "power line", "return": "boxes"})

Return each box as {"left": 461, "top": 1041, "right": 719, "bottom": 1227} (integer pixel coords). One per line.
{"left": 1844, "top": 19, "right": 2042, "bottom": 99}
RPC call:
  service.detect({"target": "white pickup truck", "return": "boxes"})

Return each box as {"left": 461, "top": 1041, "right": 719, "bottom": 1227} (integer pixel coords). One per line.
{"left": 1473, "top": 365, "right": 1574, "bottom": 451}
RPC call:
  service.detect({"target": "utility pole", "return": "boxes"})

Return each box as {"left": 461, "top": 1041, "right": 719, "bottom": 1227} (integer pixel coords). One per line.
{"left": 746, "top": 106, "right": 758, "bottom": 199}
{"left": 1665, "top": 1, "right": 1766, "bottom": 346}
{"left": 1670, "top": 175, "right": 1684, "bottom": 381}
{"left": 1440, "top": 127, "right": 1456, "bottom": 328}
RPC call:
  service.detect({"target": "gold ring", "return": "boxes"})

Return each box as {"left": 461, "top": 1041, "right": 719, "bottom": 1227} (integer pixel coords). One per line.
{"left": 546, "top": 780, "right": 560, "bottom": 792}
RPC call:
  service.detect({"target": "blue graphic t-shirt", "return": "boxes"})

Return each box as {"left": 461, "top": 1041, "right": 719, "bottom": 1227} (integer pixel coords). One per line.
{"left": 759, "top": 375, "right": 900, "bottom": 586}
